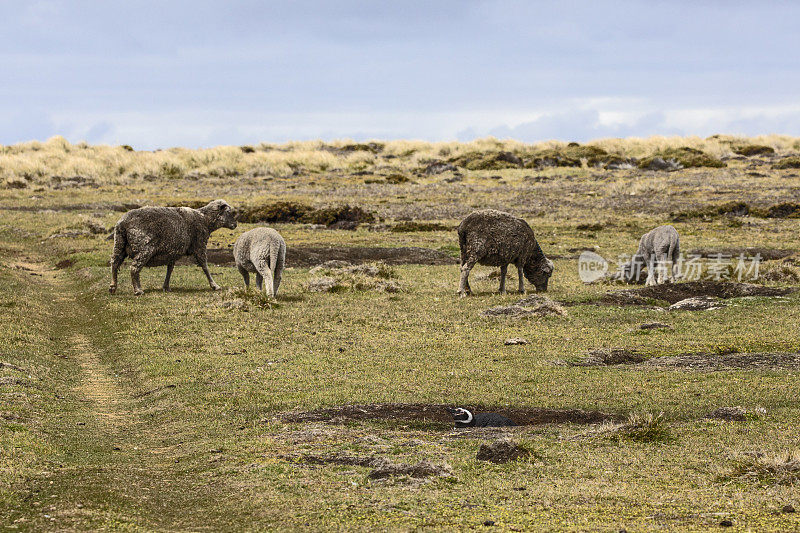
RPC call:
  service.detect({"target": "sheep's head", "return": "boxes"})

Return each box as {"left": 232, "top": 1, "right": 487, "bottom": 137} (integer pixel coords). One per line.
{"left": 620, "top": 257, "right": 646, "bottom": 284}
{"left": 201, "top": 200, "right": 238, "bottom": 230}
{"left": 524, "top": 258, "right": 554, "bottom": 291}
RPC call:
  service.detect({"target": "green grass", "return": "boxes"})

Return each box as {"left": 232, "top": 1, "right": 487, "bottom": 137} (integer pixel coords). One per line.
{"left": 1, "top": 141, "right": 800, "bottom": 530}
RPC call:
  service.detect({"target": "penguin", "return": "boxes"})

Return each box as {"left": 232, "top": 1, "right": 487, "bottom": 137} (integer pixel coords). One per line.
{"left": 446, "top": 407, "right": 516, "bottom": 428}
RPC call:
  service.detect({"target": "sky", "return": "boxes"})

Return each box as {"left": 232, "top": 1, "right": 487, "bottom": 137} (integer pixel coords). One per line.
{"left": 1, "top": 0, "right": 799, "bottom": 149}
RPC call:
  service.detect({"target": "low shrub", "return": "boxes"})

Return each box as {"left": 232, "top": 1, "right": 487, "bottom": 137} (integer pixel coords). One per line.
{"left": 639, "top": 147, "right": 725, "bottom": 169}
{"left": 773, "top": 156, "right": 800, "bottom": 169}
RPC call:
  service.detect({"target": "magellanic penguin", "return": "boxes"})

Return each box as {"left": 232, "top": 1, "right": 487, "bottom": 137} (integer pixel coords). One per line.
{"left": 446, "top": 407, "right": 516, "bottom": 428}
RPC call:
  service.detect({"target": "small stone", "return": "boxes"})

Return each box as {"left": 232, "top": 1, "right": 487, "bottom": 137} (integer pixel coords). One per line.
{"left": 668, "top": 296, "right": 725, "bottom": 311}
{"left": 504, "top": 338, "right": 529, "bottom": 346}
{"left": 639, "top": 322, "right": 672, "bottom": 330}
{"left": 782, "top": 504, "right": 795, "bottom": 513}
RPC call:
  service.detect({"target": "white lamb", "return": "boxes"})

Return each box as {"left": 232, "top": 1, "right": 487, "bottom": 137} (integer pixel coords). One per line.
{"left": 233, "top": 227, "right": 286, "bottom": 297}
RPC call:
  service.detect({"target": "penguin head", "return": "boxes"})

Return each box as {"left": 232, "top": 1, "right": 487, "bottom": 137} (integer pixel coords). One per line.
{"left": 446, "top": 407, "right": 474, "bottom": 427}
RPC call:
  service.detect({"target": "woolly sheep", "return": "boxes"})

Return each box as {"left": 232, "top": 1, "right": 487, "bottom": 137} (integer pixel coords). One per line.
{"left": 109, "top": 200, "right": 238, "bottom": 295}
{"left": 457, "top": 209, "right": 554, "bottom": 297}
{"left": 233, "top": 227, "right": 286, "bottom": 297}
{"left": 621, "top": 224, "right": 680, "bottom": 286}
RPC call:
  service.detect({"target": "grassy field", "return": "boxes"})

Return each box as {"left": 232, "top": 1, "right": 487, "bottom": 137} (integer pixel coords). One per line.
{"left": 1, "top": 136, "right": 800, "bottom": 531}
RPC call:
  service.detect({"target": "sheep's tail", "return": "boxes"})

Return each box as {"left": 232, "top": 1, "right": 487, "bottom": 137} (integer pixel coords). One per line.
{"left": 458, "top": 226, "right": 467, "bottom": 265}
{"left": 268, "top": 240, "right": 280, "bottom": 273}
{"left": 111, "top": 222, "right": 127, "bottom": 263}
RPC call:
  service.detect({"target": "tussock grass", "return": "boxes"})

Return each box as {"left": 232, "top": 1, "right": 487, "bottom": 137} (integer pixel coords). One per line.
{"left": 598, "top": 412, "right": 673, "bottom": 443}
{"left": 728, "top": 450, "right": 800, "bottom": 485}
{"left": 3, "top": 135, "right": 799, "bottom": 189}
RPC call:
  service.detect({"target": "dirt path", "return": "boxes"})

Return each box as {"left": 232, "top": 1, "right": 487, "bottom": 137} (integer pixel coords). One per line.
{"left": 69, "top": 333, "right": 130, "bottom": 425}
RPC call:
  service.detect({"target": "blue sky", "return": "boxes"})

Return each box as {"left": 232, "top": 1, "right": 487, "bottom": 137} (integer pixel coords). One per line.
{"left": 1, "top": 1, "right": 799, "bottom": 148}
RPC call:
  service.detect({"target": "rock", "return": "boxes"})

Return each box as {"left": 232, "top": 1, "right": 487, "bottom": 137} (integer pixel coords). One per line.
{"left": 705, "top": 406, "right": 750, "bottom": 421}
{"left": 309, "top": 260, "right": 352, "bottom": 273}
{"left": 368, "top": 460, "right": 451, "bottom": 479}
{"left": 782, "top": 504, "right": 795, "bottom": 514}
{"left": 306, "top": 277, "right": 339, "bottom": 292}
{"left": 668, "top": 296, "right": 725, "bottom": 311}
{"left": 504, "top": 338, "right": 529, "bottom": 346}
{"left": 476, "top": 439, "right": 533, "bottom": 464}
{"left": 327, "top": 220, "right": 359, "bottom": 230}
{"left": 220, "top": 299, "right": 248, "bottom": 311}
{"left": 646, "top": 157, "right": 683, "bottom": 171}
{"left": 639, "top": 322, "right": 672, "bottom": 330}
{"left": 423, "top": 161, "right": 457, "bottom": 175}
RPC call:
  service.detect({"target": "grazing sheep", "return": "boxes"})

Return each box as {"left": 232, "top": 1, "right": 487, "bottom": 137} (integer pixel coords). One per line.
{"left": 457, "top": 209, "right": 554, "bottom": 297}
{"left": 621, "top": 225, "right": 680, "bottom": 286}
{"left": 109, "top": 200, "right": 238, "bottom": 295}
{"left": 233, "top": 227, "right": 286, "bottom": 297}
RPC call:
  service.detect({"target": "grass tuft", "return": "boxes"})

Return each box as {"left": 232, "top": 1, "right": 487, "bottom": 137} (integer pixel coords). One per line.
{"left": 727, "top": 450, "right": 800, "bottom": 485}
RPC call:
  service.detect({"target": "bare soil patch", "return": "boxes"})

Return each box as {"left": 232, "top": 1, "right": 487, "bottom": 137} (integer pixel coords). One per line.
{"left": 643, "top": 351, "right": 800, "bottom": 371}
{"left": 198, "top": 245, "right": 458, "bottom": 268}
{"left": 571, "top": 348, "right": 645, "bottom": 366}
{"left": 688, "top": 248, "right": 795, "bottom": 261}
{"left": 605, "top": 281, "right": 795, "bottom": 306}
{"left": 287, "top": 453, "right": 452, "bottom": 479}
{"left": 281, "top": 403, "right": 617, "bottom": 426}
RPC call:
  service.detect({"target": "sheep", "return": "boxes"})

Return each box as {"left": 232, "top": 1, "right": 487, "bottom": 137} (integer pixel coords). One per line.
{"left": 233, "top": 227, "right": 286, "bottom": 297}
{"left": 620, "top": 224, "right": 680, "bottom": 286}
{"left": 109, "top": 200, "right": 238, "bottom": 295}
{"left": 457, "top": 209, "right": 554, "bottom": 297}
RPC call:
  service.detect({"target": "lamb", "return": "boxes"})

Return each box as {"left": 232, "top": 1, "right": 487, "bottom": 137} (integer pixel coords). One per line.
{"left": 109, "top": 200, "right": 238, "bottom": 295}
{"left": 620, "top": 225, "right": 680, "bottom": 286}
{"left": 233, "top": 227, "right": 286, "bottom": 297}
{"left": 457, "top": 209, "right": 554, "bottom": 297}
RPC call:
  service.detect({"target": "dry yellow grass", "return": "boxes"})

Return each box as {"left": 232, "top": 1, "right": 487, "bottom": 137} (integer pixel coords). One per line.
{"left": 2, "top": 134, "right": 799, "bottom": 189}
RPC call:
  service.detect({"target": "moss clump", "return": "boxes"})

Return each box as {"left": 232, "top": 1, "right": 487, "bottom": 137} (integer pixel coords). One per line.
{"left": 671, "top": 201, "right": 750, "bottom": 221}
{"left": 773, "top": 156, "right": 800, "bottom": 169}
{"left": 305, "top": 205, "right": 375, "bottom": 226}
{"left": 523, "top": 149, "right": 581, "bottom": 169}
{"left": 239, "top": 201, "right": 314, "bottom": 223}
{"left": 385, "top": 173, "right": 410, "bottom": 184}
{"left": 339, "top": 142, "right": 384, "bottom": 153}
{"left": 239, "top": 202, "right": 375, "bottom": 226}
{"left": 523, "top": 144, "right": 611, "bottom": 168}
{"left": 390, "top": 221, "right": 449, "bottom": 232}
{"left": 764, "top": 202, "right": 800, "bottom": 218}
{"left": 733, "top": 144, "right": 775, "bottom": 156}
{"left": 639, "top": 147, "right": 725, "bottom": 169}
{"left": 451, "top": 151, "right": 522, "bottom": 170}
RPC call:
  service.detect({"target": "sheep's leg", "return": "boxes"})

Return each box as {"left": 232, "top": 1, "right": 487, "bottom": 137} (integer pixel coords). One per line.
{"left": 194, "top": 251, "right": 221, "bottom": 291}
{"left": 645, "top": 254, "right": 657, "bottom": 286}
{"left": 263, "top": 268, "right": 275, "bottom": 297}
{"left": 498, "top": 264, "right": 508, "bottom": 294}
{"left": 162, "top": 262, "right": 175, "bottom": 292}
{"left": 255, "top": 273, "right": 263, "bottom": 291}
{"left": 655, "top": 253, "right": 668, "bottom": 284}
{"left": 458, "top": 257, "right": 477, "bottom": 297}
{"left": 129, "top": 252, "right": 153, "bottom": 296}
{"left": 238, "top": 266, "right": 250, "bottom": 289}
{"left": 109, "top": 238, "right": 126, "bottom": 295}
{"left": 110, "top": 253, "right": 125, "bottom": 294}
{"left": 517, "top": 264, "right": 526, "bottom": 294}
